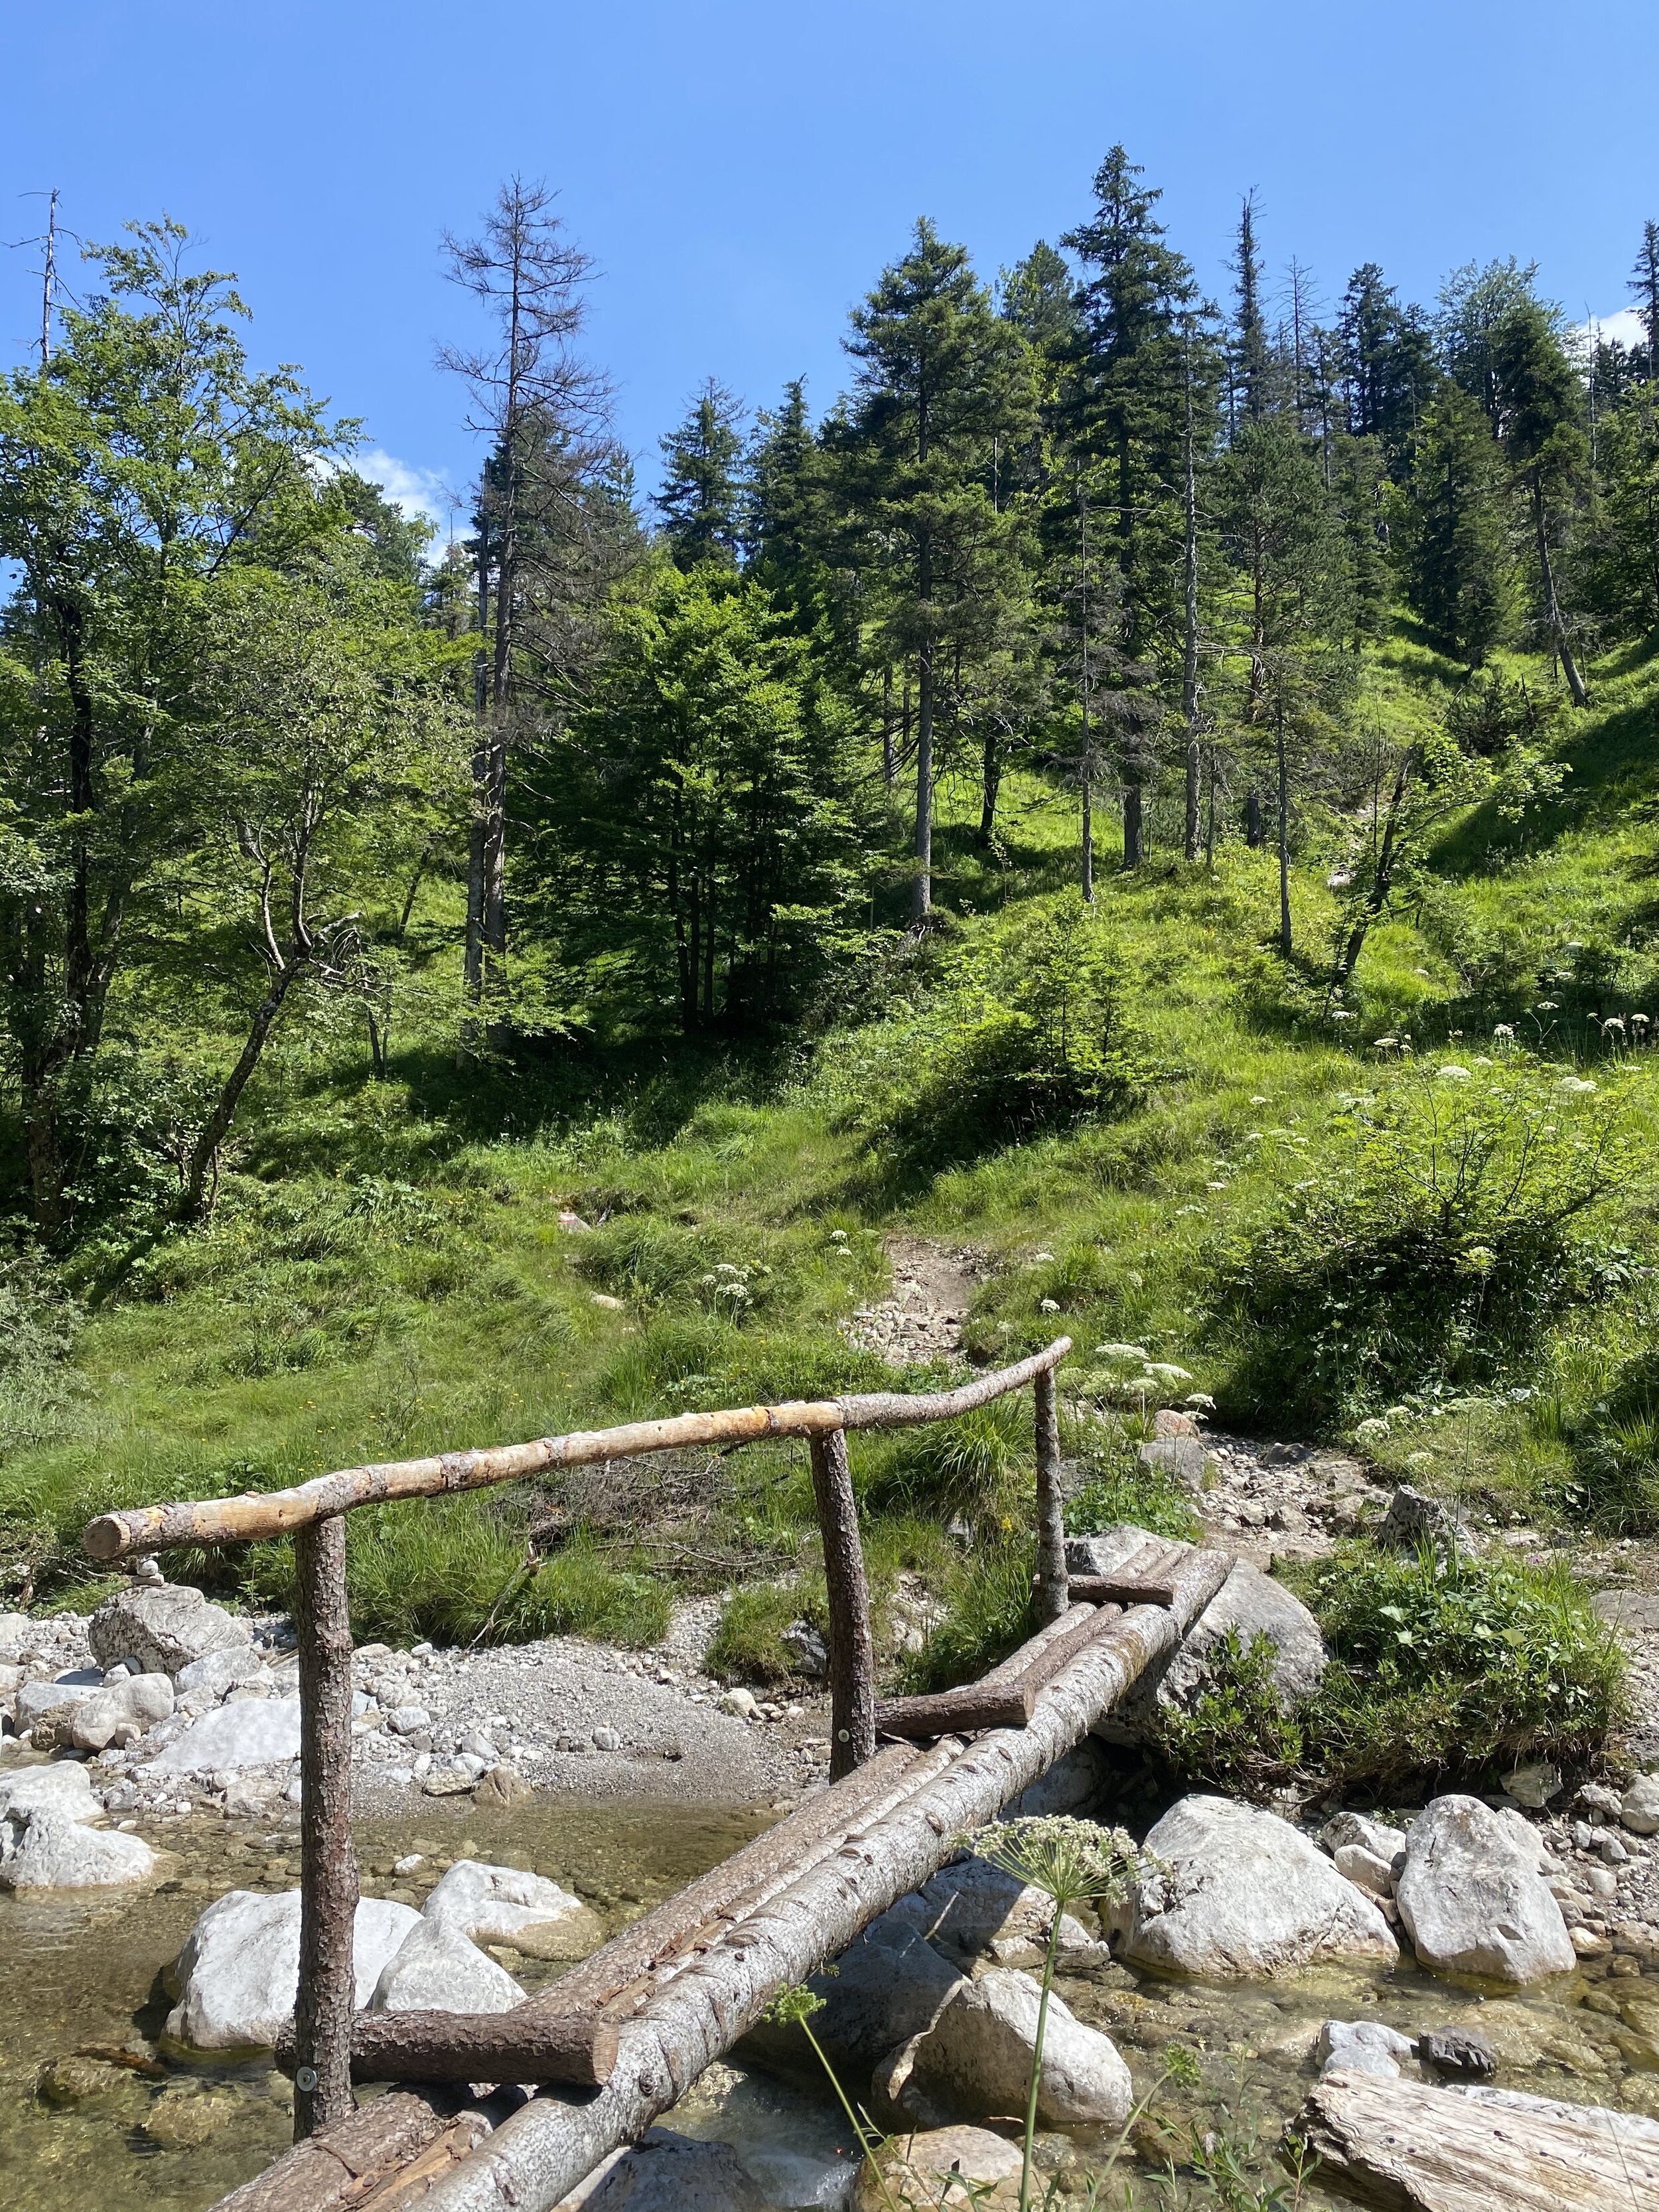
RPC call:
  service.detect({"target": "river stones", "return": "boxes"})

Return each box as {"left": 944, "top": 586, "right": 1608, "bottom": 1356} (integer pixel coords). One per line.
{"left": 741, "top": 1917, "right": 964, "bottom": 2087}
{"left": 1419, "top": 2025, "right": 1497, "bottom": 2079}
{"left": 1123, "top": 1796, "right": 1398, "bottom": 1978}
{"left": 165, "top": 1889, "right": 421, "bottom": 2049}
{"left": 883, "top": 1855, "right": 1100, "bottom": 1964}
{"left": 1623, "top": 1774, "right": 1659, "bottom": 1836}
{"left": 370, "top": 1918, "right": 526, "bottom": 2014}
{"left": 1318, "top": 2020, "right": 1416, "bottom": 2080}
{"left": 141, "top": 1693, "right": 302, "bottom": 1775}
{"left": 0, "top": 1808, "right": 157, "bottom": 1890}
{"left": 423, "top": 1858, "right": 603, "bottom": 1960}
{"left": 0, "top": 1759, "right": 99, "bottom": 1823}
{"left": 15, "top": 1675, "right": 100, "bottom": 1736}
{"left": 89, "top": 1582, "right": 252, "bottom": 1682}
{"left": 1395, "top": 1795, "right": 1575, "bottom": 1984}
{"left": 878, "top": 1966, "right": 1133, "bottom": 2128}
{"left": 175, "top": 1646, "right": 270, "bottom": 1699}
{"left": 854, "top": 2125, "right": 1024, "bottom": 2211}
{"left": 70, "top": 1670, "right": 174, "bottom": 1751}
{"left": 578, "top": 2129, "right": 766, "bottom": 2212}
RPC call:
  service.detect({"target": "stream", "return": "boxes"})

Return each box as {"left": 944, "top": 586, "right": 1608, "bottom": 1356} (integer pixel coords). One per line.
{"left": 6, "top": 1791, "right": 1659, "bottom": 2210}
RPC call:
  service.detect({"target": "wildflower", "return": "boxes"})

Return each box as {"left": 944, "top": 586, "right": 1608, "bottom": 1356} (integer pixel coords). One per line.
{"left": 1554, "top": 1076, "right": 1598, "bottom": 1094}
{"left": 1206, "top": 1180, "right": 1229, "bottom": 1191}
{"left": 1096, "top": 1343, "right": 1151, "bottom": 1362}
{"left": 1249, "top": 1094, "right": 1270, "bottom": 1104}
{"left": 1437, "top": 1065, "right": 1472, "bottom": 1080}
{"left": 1331, "top": 1009, "right": 1357, "bottom": 1021}
{"left": 1354, "top": 1416, "right": 1391, "bottom": 1443}
{"left": 1031, "top": 1250, "right": 1055, "bottom": 1263}
{"left": 1145, "top": 1362, "right": 1193, "bottom": 1384}
{"left": 1185, "top": 1391, "right": 1216, "bottom": 1412}
{"left": 1492, "top": 1023, "right": 1515, "bottom": 1043}
{"left": 1038, "top": 1297, "right": 1060, "bottom": 1313}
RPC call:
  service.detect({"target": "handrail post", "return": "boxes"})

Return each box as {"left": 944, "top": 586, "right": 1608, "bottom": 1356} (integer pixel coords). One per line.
{"left": 1034, "top": 1366, "right": 1068, "bottom": 1623}
{"left": 291, "top": 1512, "right": 359, "bottom": 2138}
{"left": 809, "top": 1428, "right": 875, "bottom": 1778}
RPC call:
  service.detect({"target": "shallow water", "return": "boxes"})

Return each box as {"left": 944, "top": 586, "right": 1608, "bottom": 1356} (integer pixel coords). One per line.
{"left": 7, "top": 1791, "right": 1659, "bottom": 2211}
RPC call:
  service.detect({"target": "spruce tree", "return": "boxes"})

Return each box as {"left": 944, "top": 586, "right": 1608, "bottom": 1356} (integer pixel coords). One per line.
{"left": 656, "top": 379, "right": 747, "bottom": 568}
{"left": 1393, "top": 383, "right": 1514, "bottom": 664}
{"left": 1492, "top": 297, "right": 1590, "bottom": 704}
{"left": 1230, "top": 194, "right": 1271, "bottom": 425}
{"left": 1630, "top": 220, "right": 1659, "bottom": 375}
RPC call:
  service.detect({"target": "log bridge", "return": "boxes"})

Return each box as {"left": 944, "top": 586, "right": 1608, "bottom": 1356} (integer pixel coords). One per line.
{"left": 82, "top": 1335, "right": 1236, "bottom": 2212}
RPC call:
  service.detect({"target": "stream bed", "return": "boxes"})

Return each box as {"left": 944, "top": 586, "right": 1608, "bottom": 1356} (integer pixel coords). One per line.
{"left": 6, "top": 1791, "right": 1659, "bottom": 2210}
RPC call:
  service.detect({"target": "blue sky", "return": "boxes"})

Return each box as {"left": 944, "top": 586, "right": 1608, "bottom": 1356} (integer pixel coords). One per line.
{"left": 5, "top": 1, "right": 1658, "bottom": 540}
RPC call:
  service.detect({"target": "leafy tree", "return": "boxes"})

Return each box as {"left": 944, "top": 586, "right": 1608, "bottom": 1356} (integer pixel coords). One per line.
{"left": 0, "top": 219, "right": 336, "bottom": 1230}
{"left": 328, "top": 471, "right": 435, "bottom": 584}
{"left": 656, "top": 378, "right": 747, "bottom": 569}
{"left": 530, "top": 565, "right": 869, "bottom": 1031}
{"left": 1392, "top": 382, "right": 1515, "bottom": 663}
{"left": 833, "top": 220, "right": 1037, "bottom": 915}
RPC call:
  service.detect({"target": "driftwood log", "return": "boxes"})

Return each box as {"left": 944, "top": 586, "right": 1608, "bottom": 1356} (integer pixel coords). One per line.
{"left": 84, "top": 1339, "right": 1072, "bottom": 1558}
{"left": 277, "top": 2010, "right": 620, "bottom": 2089}
{"left": 1293, "top": 2069, "right": 1659, "bottom": 2211}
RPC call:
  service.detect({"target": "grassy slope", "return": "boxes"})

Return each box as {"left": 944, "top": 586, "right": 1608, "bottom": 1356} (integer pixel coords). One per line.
{"left": 4, "top": 628, "right": 1658, "bottom": 1686}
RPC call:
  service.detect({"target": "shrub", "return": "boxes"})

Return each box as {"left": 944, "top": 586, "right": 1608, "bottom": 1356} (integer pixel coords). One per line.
{"left": 1210, "top": 1059, "right": 1630, "bottom": 1428}
{"left": 1066, "top": 1465, "right": 1202, "bottom": 1546}
{"left": 899, "top": 1540, "right": 1036, "bottom": 1695}
{"left": 1150, "top": 1629, "right": 1305, "bottom": 1798}
{"left": 707, "top": 1579, "right": 827, "bottom": 1686}
{"left": 1294, "top": 1542, "right": 1626, "bottom": 1794}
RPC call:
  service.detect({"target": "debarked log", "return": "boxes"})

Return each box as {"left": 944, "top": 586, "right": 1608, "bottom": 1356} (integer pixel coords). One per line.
{"left": 388, "top": 1550, "right": 1233, "bottom": 2212}
{"left": 216, "top": 1539, "right": 1229, "bottom": 2212}
{"left": 1291, "top": 2067, "right": 1659, "bottom": 2212}
{"left": 277, "top": 2010, "right": 619, "bottom": 2089}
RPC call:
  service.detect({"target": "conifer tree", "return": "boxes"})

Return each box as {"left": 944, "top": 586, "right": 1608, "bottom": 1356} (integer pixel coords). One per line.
{"left": 1230, "top": 194, "right": 1271, "bottom": 425}
{"left": 656, "top": 379, "right": 747, "bottom": 568}
{"left": 1393, "top": 382, "right": 1514, "bottom": 664}
{"left": 1630, "top": 220, "right": 1659, "bottom": 374}
{"left": 1492, "top": 297, "right": 1590, "bottom": 705}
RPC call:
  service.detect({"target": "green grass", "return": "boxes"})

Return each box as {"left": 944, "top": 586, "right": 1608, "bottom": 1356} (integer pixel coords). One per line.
{"left": 2, "top": 623, "right": 1658, "bottom": 1787}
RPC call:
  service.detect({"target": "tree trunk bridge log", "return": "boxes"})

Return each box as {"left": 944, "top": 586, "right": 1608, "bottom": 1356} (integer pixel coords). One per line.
{"left": 220, "top": 1541, "right": 1230, "bottom": 2212}
{"left": 1033, "top": 1367, "right": 1066, "bottom": 1623}
{"left": 291, "top": 1516, "right": 358, "bottom": 2139}
{"left": 1293, "top": 2068, "right": 1659, "bottom": 2211}
{"left": 810, "top": 1428, "right": 876, "bottom": 1777}
{"left": 278, "top": 2011, "right": 619, "bottom": 2089}
{"left": 84, "top": 1341, "right": 1072, "bottom": 1560}
{"left": 877, "top": 1600, "right": 1125, "bottom": 1740}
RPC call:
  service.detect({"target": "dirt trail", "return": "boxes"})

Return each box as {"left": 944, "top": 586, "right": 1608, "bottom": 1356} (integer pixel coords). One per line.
{"left": 842, "top": 1235, "right": 993, "bottom": 1366}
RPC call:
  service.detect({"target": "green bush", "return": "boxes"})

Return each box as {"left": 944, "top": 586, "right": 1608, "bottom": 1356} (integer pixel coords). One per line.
{"left": 1295, "top": 1542, "right": 1626, "bottom": 1794}
{"left": 707, "top": 1579, "right": 827, "bottom": 1686}
{"left": 1210, "top": 1060, "right": 1630, "bottom": 1428}
{"left": 1151, "top": 1629, "right": 1305, "bottom": 1798}
{"left": 1065, "top": 1465, "right": 1202, "bottom": 1546}
{"left": 1570, "top": 1350, "right": 1659, "bottom": 1532}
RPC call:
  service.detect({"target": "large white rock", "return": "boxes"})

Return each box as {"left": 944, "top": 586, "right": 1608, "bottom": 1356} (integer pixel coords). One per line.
{"left": 371, "top": 1919, "right": 526, "bottom": 2014}
{"left": 0, "top": 1808, "right": 157, "bottom": 1889}
{"left": 143, "top": 1695, "right": 302, "bottom": 1775}
{"left": 423, "top": 1859, "right": 603, "bottom": 1962}
{"left": 1149, "top": 1560, "right": 1328, "bottom": 1709}
{"left": 165, "top": 1889, "right": 421, "bottom": 2050}
{"left": 15, "top": 1677, "right": 99, "bottom": 1733}
{"left": 89, "top": 1582, "right": 252, "bottom": 1682}
{"left": 883, "top": 1856, "right": 1098, "bottom": 1963}
{"left": 175, "top": 1647, "right": 270, "bottom": 1699}
{"left": 881, "top": 1967, "right": 1132, "bottom": 2128}
{"left": 1395, "top": 1795, "right": 1576, "bottom": 1984}
{"left": 1123, "top": 1795, "right": 1399, "bottom": 1978}
{"left": 1317, "top": 2018, "right": 1416, "bottom": 2080}
{"left": 70, "top": 1672, "right": 174, "bottom": 1752}
{"left": 1622, "top": 1774, "right": 1659, "bottom": 1837}
{"left": 0, "top": 1760, "right": 100, "bottom": 1824}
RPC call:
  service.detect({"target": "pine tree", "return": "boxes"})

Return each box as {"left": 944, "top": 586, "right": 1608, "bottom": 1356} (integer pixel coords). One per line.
{"left": 1393, "top": 382, "right": 1514, "bottom": 664}
{"left": 1230, "top": 194, "right": 1271, "bottom": 425}
{"left": 999, "top": 241, "right": 1082, "bottom": 353}
{"left": 1630, "top": 220, "right": 1659, "bottom": 374}
{"left": 1492, "top": 297, "right": 1590, "bottom": 705}
{"left": 1336, "top": 263, "right": 1437, "bottom": 465}
{"left": 656, "top": 379, "right": 747, "bottom": 568}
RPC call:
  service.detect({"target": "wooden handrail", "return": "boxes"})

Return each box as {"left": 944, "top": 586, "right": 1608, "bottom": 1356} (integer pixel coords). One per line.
{"left": 81, "top": 1338, "right": 1072, "bottom": 1560}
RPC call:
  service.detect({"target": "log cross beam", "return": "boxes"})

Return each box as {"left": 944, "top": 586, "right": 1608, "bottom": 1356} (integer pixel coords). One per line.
{"left": 79, "top": 1337, "right": 1075, "bottom": 2155}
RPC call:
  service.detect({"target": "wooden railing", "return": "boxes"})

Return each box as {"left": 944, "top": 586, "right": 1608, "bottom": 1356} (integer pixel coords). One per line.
{"left": 82, "top": 1335, "right": 1072, "bottom": 2144}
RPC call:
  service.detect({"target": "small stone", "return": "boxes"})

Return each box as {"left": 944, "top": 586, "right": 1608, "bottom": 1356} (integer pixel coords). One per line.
{"left": 1578, "top": 1783, "right": 1625, "bottom": 1819}
{"left": 1418, "top": 2025, "right": 1496, "bottom": 2079}
{"left": 1333, "top": 1844, "right": 1398, "bottom": 1899}
{"left": 388, "top": 1706, "right": 433, "bottom": 1737}
{"left": 589, "top": 1293, "right": 625, "bottom": 1310}
{"left": 474, "top": 1765, "right": 532, "bottom": 1809}
{"left": 1503, "top": 1761, "right": 1563, "bottom": 1809}
{"left": 592, "top": 1726, "right": 620, "bottom": 1752}
{"left": 421, "top": 1764, "right": 476, "bottom": 1797}
{"left": 717, "top": 1688, "right": 757, "bottom": 1720}
{"left": 1317, "top": 2019, "right": 1415, "bottom": 2080}
{"left": 393, "top": 1854, "right": 425, "bottom": 1876}
{"left": 1573, "top": 1926, "right": 1611, "bottom": 1958}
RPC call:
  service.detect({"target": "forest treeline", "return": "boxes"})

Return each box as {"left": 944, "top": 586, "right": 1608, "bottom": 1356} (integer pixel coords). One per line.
{"left": 3, "top": 157, "right": 1658, "bottom": 1244}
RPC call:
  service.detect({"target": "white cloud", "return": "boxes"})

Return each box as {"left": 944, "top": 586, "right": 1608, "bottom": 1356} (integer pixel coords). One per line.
{"left": 351, "top": 449, "right": 461, "bottom": 542}
{"left": 1576, "top": 306, "right": 1647, "bottom": 352}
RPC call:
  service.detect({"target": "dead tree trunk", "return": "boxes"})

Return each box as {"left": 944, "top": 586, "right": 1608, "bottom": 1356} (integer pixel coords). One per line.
{"left": 291, "top": 1515, "right": 358, "bottom": 2138}
{"left": 810, "top": 1429, "right": 875, "bottom": 1777}
{"left": 1033, "top": 1368, "right": 1066, "bottom": 1623}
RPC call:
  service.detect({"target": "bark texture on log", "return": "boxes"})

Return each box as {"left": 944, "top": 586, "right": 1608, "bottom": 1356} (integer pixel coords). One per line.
{"left": 1033, "top": 1368, "right": 1066, "bottom": 1623}
{"left": 876, "top": 1682, "right": 1035, "bottom": 1739}
{"left": 84, "top": 1341, "right": 1072, "bottom": 1558}
{"left": 1066, "top": 1572, "right": 1177, "bottom": 1606}
{"left": 390, "top": 1552, "right": 1232, "bottom": 2212}
{"left": 1293, "top": 2069, "right": 1659, "bottom": 2211}
{"left": 214, "top": 2091, "right": 486, "bottom": 2212}
{"left": 291, "top": 1515, "right": 358, "bottom": 2139}
{"left": 810, "top": 1428, "right": 876, "bottom": 1777}
{"left": 276, "top": 2010, "right": 620, "bottom": 2089}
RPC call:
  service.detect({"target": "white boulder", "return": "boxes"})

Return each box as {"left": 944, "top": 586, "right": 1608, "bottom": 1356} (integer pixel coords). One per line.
{"left": 1123, "top": 1796, "right": 1398, "bottom": 1978}
{"left": 0, "top": 1760, "right": 100, "bottom": 1823}
{"left": 423, "top": 1859, "right": 603, "bottom": 1961}
{"left": 1333, "top": 1844, "right": 1398, "bottom": 1899}
{"left": 165, "top": 1889, "right": 420, "bottom": 2049}
{"left": 0, "top": 1808, "right": 157, "bottom": 1889}
{"left": 70, "top": 1672, "right": 174, "bottom": 1752}
{"left": 1622, "top": 1775, "right": 1659, "bottom": 1837}
{"left": 1318, "top": 2019, "right": 1417, "bottom": 2080}
{"left": 1150, "top": 1560, "right": 1328, "bottom": 1709}
{"left": 16, "top": 1676, "right": 99, "bottom": 1735}
{"left": 143, "top": 1696, "right": 302, "bottom": 1775}
{"left": 1395, "top": 1795, "right": 1575, "bottom": 1984}
{"left": 0, "top": 1613, "right": 33, "bottom": 1662}
{"left": 371, "top": 1919, "right": 526, "bottom": 2014}
{"left": 176, "top": 1647, "right": 270, "bottom": 1699}
{"left": 89, "top": 1582, "right": 252, "bottom": 1681}
{"left": 1321, "top": 1810, "right": 1409, "bottom": 1864}
{"left": 880, "top": 1967, "right": 1131, "bottom": 2128}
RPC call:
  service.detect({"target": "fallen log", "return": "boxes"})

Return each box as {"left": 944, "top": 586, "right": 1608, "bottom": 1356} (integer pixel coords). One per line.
{"left": 277, "top": 2010, "right": 619, "bottom": 2089}
{"left": 1066, "top": 1572, "right": 1177, "bottom": 1606}
{"left": 85, "top": 1340, "right": 1072, "bottom": 1557}
{"left": 875, "top": 1681, "right": 1035, "bottom": 1739}
{"left": 395, "top": 1548, "right": 1234, "bottom": 2212}
{"left": 216, "top": 1540, "right": 1229, "bottom": 2212}
{"left": 1292, "top": 2067, "right": 1659, "bottom": 2211}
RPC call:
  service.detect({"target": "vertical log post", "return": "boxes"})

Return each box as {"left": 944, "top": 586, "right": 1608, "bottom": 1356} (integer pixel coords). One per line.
{"left": 291, "top": 1514, "right": 360, "bottom": 2140}
{"left": 809, "top": 1428, "right": 875, "bottom": 1779}
{"left": 1034, "top": 1366, "right": 1068, "bottom": 1623}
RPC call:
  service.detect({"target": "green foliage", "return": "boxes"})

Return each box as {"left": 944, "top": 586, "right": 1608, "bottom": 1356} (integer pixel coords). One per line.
{"left": 1210, "top": 1059, "right": 1632, "bottom": 1427}
{"left": 859, "top": 1392, "right": 1035, "bottom": 1524}
{"left": 1571, "top": 1349, "right": 1659, "bottom": 1532}
{"left": 1150, "top": 1629, "right": 1305, "bottom": 1798}
{"left": 0, "top": 1259, "right": 82, "bottom": 1454}
{"left": 1296, "top": 1541, "right": 1626, "bottom": 1793}
{"left": 707, "top": 1579, "right": 826, "bottom": 1686}
{"left": 899, "top": 1540, "right": 1036, "bottom": 1695}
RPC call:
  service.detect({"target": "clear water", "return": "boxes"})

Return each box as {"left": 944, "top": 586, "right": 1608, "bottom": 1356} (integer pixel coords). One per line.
{"left": 5, "top": 1793, "right": 1658, "bottom": 2210}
